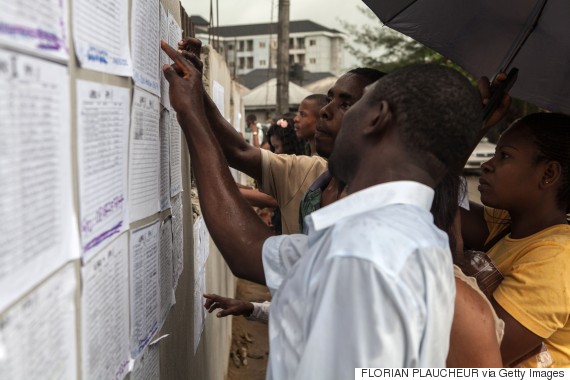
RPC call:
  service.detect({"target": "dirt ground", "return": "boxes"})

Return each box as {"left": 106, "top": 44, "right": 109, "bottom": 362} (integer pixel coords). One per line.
{"left": 226, "top": 279, "right": 272, "bottom": 380}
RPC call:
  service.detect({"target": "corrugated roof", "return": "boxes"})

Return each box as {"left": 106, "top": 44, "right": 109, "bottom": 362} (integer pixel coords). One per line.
{"left": 190, "top": 15, "right": 209, "bottom": 26}
{"left": 243, "top": 78, "right": 313, "bottom": 108}
{"left": 205, "top": 20, "right": 343, "bottom": 37}
{"left": 303, "top": 76, "right": 339, "bottom": 94}
{"left": 239, "top": 68, "right": 336, "bottom": 90}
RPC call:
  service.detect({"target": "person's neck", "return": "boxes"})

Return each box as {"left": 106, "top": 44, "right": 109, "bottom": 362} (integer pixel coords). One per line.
{"left": 508, "top": 203, "right": 568, "bottom": 239}
{"left": 321, "top": 177, "right": 346, "bottom": 207}
{"left": 309, "top": 138, "right": 317, "bottom": 156}
{"left": 347, "top": 160, "right": 436, "bottom": 195}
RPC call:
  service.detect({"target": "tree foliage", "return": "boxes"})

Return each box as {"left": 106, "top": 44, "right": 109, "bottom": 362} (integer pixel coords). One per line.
{"left": 340, "top": 7, "right": 472, "bottom": 79}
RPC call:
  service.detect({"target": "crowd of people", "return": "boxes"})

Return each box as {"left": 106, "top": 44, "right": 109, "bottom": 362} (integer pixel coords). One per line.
{"left": 163, "top": 37, "right": 570, "bottom": 374}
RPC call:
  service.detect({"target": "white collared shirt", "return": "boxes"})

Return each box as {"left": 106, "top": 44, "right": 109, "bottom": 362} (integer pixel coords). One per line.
{"left": 262, "top": 181, "right": 455, "bottom": 379}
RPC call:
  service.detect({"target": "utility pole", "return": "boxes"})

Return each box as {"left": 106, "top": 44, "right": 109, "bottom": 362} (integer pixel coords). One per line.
{"left": 276, "top": 0, "right": 290, "bottom": 116}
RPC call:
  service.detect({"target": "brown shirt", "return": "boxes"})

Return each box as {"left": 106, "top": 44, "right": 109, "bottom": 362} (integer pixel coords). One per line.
{"left": 260, "top": 149, "right": 327, "bottom": 234}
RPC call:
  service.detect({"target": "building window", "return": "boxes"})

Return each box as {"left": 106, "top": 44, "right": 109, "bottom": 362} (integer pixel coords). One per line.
{"left": 247, "top": 40, "right": 253, "bottom": 51}
{"left": 239, "top": 41, "right": 244, "bottom": 52}
{"left": 309, "top": 39, "right": 316, "bottom": 46}
{"left": 297, "top": 38, "right": 305, "bottom": 49}
{"left": 298, "top": 54, "right": 305, "bottom": 65}
{"left": 260, "top": 60, "right": 266, "bottom": 66}
{"left": 289, "top": 54, "right": 294, "bottom": 63}
{"left": 228, "top": 44, "right": 234, "bottom": 50}
{"left": 239, "top": 57, "right": 245, "bottom": 69}
{"left": 309, "top": 58, "right": 316, "bottom": 64}
{"left": 247, "top": 57, "right": 253, "bottom": 69}
{"left": 289, "top": 37, "right": 294, "bottom": 48}
{"left": 259, "top": 42, "right": 266, "bottom": 48}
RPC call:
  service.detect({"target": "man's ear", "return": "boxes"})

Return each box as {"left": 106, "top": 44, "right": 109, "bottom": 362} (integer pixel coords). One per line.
{"left": 364, "top": 100, "right": 392, "bottom": 136}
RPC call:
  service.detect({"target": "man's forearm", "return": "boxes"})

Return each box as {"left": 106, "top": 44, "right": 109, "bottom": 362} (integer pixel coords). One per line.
{"left": 202, "top": 93, "right": 263, "bottom": 182}
{"left": 178, "top": 110, "right": 271, "bottom": 284}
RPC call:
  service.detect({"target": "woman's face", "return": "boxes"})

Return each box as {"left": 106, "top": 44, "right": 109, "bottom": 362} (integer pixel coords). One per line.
{"left": 478, "top": 122, "right": 545, "bottom": 211}
{"left": 270, "top": 135, "right": 284, "bottom": 154}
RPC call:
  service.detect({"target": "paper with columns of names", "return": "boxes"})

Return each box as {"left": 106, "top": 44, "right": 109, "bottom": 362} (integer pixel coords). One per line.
{"left": 159, "top": 3, "right": 170, "bottom": 108}
{"left": 130, "top": 221, "right": 160, "bottom": 359}
{"left": 169, "top": 109, "right": 183, "bottom": 196}
{"left": 129, "top": 87, "right": 160, "bottom": 222}
{"left": 159, "top": 109, "right": 171, "bottom": 211}
{"left": 0, "top": 264, "right": 77, "bottom": 380}
{"left": 72, "top": 0, "right": 133, "bottom": 76}
{"left": 0, "top": 0, "right": 69, "bottom": 62}
{"left": 159, "top": 217, "right": 175, "bottom": 325}
{"left": 77, "top": 80, "right": 130, "bottom": 260}
{"left": 193, "top": 215, "right": 210, "bottom": 353}
{"left": 131, "top": 0, "right": 160, "bottom": 96}
{"left": 167, "top": 11, "right": 182, "bottom": 49}
{"left": 167, "top": 12, "right": 183, "bottom": 196}
{"left": 131, "top": 343, "right": 160, "bottom": 380}
{"left": 171, "top": 193, "right": 184, "bottom": 289}
{"left": 81, "top": 234, "right": 130, "bottom": 380}
{"left": 0, "top": 50, "right": 79, "bottom": 311}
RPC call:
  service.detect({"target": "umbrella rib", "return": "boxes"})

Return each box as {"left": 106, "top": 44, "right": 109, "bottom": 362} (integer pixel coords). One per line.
{"left": 497, "top": 0, "right": 549, "bottom": 72}
{"left": 385, "top": 0, "right": 420, "bottom": 25}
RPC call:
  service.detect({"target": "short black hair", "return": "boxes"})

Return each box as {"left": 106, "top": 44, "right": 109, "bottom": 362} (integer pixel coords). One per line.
{"left": 347, "top": 67, "right": 386, "bottom": 86}
{"left": 246, "top": 114, "right": 257, "bottom": 123}
{"left": 368, "top": 64, "right": 480, "bottom": 176}
{"left": 305, "top": 93, "right": 328, "bottom": 107}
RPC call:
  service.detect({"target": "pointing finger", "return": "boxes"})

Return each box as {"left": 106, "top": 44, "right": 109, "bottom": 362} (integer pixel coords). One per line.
{"left": 160, "top": 40, "right": 192, "bottom": 76}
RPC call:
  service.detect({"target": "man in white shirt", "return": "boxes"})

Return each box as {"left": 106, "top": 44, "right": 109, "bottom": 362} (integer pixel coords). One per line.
{"left": 161, "top": 41, "right": 482, "bottom": 376}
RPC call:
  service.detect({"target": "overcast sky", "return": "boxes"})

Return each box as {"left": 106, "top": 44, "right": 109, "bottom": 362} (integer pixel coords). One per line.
{"left": 180, "top": 0, "right": 386, "bottom": 68}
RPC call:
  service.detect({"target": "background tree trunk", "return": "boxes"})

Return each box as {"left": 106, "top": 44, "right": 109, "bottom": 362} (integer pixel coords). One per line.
{"left": 276, "top": 0, "right": 290, "bottom": 116}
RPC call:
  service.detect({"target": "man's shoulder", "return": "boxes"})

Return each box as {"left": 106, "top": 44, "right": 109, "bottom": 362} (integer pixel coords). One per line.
{"left": 322, "top": 208, "right": 447, "bottom": 268}
{"left": 262, "top": 150, "right": 328, "bottom": 187}
{"left": 263, "top": 150, "right": 326, "bottom": 169}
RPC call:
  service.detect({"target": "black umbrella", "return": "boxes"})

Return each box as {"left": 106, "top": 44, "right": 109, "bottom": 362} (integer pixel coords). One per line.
{"left": 363, "top": 0, "right": 570, "bottom": 114}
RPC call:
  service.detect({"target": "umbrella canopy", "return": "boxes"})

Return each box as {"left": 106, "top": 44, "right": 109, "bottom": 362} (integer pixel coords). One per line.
{"left": 363, "top": 0, "right": 570, "bottom": 114}
{"left": 243, "top": 78, "right": 312, "bottom": 108}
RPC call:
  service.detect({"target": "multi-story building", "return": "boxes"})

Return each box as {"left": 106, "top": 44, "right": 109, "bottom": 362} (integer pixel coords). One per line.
{"left": 193, "top": 17, "right": 345, "bottom": 87}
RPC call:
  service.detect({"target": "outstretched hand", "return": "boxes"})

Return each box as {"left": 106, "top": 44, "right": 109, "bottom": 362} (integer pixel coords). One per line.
{"left": 160, "top": 40, "right": 205, "bottom": 117}
{"left": 177, "top": 37, "right": 204, "bottom": 74}
{"left": 477, "top": 72, "right": 512, "bottom": 131}
{"left": 203, "top": 293, "right": 254, "bottom": 318}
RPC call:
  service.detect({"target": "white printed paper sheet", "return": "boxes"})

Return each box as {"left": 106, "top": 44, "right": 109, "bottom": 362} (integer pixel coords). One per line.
{"left": 159, "top": 3, "right": 169, "bottom": 108}
{"left": 129, "top": 87, "right": 160, "bottom": 222}
{"left": 131, "top": 0, "right": 160, "bottom": 95}
{"left": 0, "top": 50, "right": 78, "bottom": 311}
{"left": 81, "top": 234, "right": 130, "bottom": 380}
{"left": 73, "top": 0, "right": 133, "bottom": 76}
{"left": 130, "top": 221, "right": 160, "bottom": 359}
{"left": 169, "top": 109, "right": 182, "bottom": 196}
{"left": 159, "top": 217, "right": 174, "bottom": 325}
{"left": 131, "top": 343, "right": 160, "bottom": 380}
{"left": 0, "top": 264, "right": 77, "bottom": 380}
{"left": 167, "top": 11, "right": 182, "bottom": 48}
{"left": 159, "top": 109, "right": 171, "bottom": 211}
{"left": 171, "top": 193, "right": 184, "bottom": 290}
{"left": 77, "top": 80, "right": 130, "bottom": 259}
{"left": 0, "top": 0, "right": 69, "bottom": 62}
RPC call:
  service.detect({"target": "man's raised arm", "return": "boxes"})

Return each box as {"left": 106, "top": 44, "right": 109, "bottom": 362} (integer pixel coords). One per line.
{"left": 178, "top": 37, "right": 262, "bottom": 182}
{"left": 161, "top": 40, "right": 271, "bottom": 284}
